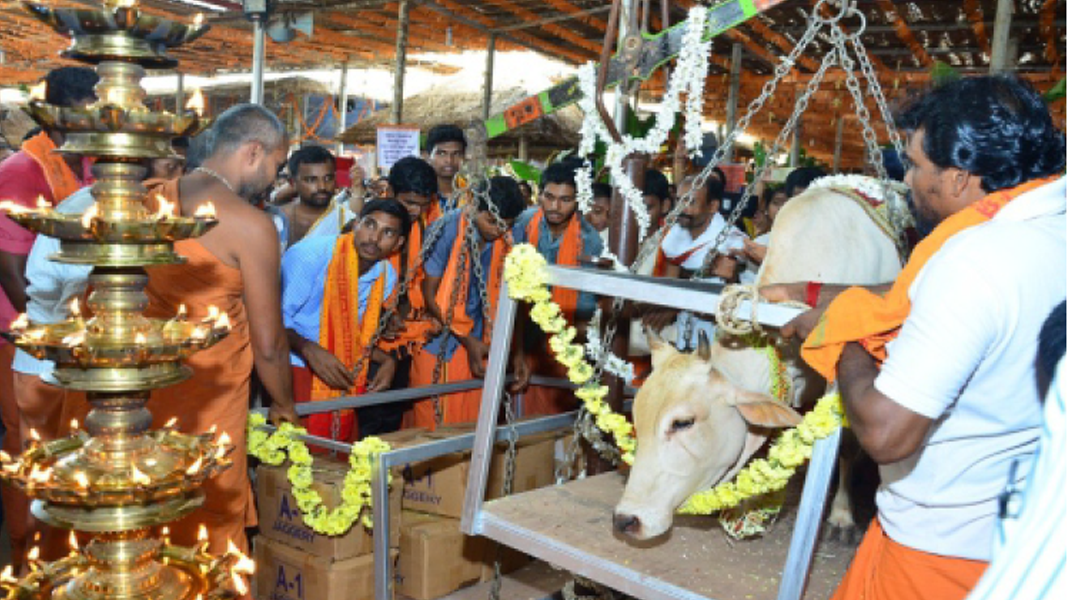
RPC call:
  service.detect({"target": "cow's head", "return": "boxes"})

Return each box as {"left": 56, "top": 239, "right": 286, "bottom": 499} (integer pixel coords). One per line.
{"left": 613, "top": 333, "right": 801, "bottom": 540}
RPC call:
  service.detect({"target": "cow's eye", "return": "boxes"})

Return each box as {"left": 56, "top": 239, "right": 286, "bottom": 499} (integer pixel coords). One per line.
{"left": 670, "top": 417, "right": 695, "bottom": 432}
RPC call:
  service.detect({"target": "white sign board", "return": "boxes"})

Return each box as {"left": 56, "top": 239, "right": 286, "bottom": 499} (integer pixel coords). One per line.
{"left": 376, "top": 125, "right": 420, "bottom": 171}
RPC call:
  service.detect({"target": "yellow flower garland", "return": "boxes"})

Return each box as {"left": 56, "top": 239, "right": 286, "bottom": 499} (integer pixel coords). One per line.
{"left": 502, "top": 243, "right": 846, "bottom": 523}
{"left": 246, "top": 413, "right": 391, "bottom": 536}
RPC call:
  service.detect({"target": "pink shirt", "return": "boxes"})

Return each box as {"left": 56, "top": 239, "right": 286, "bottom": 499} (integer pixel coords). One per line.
{"left": 0, "top": 151, "right": 53, "bottom": 334}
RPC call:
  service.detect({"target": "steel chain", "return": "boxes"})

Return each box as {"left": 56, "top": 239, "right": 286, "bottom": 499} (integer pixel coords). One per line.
{"left": 488, "top": 391, "right": 520, "bottom": 600}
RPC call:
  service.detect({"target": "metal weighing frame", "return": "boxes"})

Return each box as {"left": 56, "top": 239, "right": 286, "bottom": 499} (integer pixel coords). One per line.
{"left": 460, "top": 266, "right": 843, "bottom": 600}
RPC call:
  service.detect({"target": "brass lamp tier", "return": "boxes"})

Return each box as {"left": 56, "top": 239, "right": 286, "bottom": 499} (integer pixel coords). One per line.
{"left": 1, "top": 532, "right": 251, "bottom": 600}
{"left": 23, "top": 2, "right": 211, "bottom": 69}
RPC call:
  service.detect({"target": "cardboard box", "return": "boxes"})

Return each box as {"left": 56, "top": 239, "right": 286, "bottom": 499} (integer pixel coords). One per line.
{"left": 396, "top": 511, "right": 488, "bottom": 600}
{"left": 257, "top": 430, "right": 420, "bottom": 559}
{"left": 254, "top": 536, "right": 397, "bottom": 600}
{"left": 400, "top": 429, "right": 558, "bottom": 518}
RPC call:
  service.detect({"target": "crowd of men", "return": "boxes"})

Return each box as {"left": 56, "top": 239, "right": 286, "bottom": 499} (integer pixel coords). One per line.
{"left": 0, "top": 66, "right": 1063, "bottom": 600}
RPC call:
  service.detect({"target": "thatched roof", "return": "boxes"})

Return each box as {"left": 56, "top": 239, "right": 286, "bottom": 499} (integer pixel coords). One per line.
{"left": 338, "top": 85, "right": 581, "bottom": 158}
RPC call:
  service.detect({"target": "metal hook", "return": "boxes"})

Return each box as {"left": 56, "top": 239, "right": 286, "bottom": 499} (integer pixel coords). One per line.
{"left": 812, "top": 0, "right": 852, "bottom": 25}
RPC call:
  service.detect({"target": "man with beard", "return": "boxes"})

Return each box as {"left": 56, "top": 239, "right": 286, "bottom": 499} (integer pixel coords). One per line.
{"left": 642, "top": 174, "right": 746, "bottom": 349}
{"left": 765, "top": 76, "right": 1065, "bottom": 600}
{"left": 512, "top": 159, "right": 603, "bottom": 415}
{"left": 281, "top": 199, "right": 409, "bottom": 439}
{"left": 426, "top": 124, "right": 465, "bottom": 210}
{"left": 142, "top": 104, "right": 299, "bottom": 555}
{"left": 409, "top": 176, "right": 529, "bottom": 428}
{"left": 269, "top": 145, "right": 337, "bottom": 251}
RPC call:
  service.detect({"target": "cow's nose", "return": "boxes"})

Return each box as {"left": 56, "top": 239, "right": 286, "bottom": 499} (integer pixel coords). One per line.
{"left": 613, "top": 512, "right": 641, "bottom": 535}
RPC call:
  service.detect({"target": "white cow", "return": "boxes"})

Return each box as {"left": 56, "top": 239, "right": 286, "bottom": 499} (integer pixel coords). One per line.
{"left": 614, "top": 175, "right": 910, "bottom": 540}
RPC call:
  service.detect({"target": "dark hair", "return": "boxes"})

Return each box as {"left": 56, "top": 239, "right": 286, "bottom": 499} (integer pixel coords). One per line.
{"left": 711, "top": 166, "right": 727, "bottom": 185}
{"left": 591, "top": 182, "right": 613, "bottom": 200}
{"left": 360, "top": 198, "right": 412, "bottom": 238}
{"left": 540, "top": 158, "right": 581, "bottom": 189}
{"left": 388, "top": 156, "right": 438, "bottom": 197}
{"left": 22, "top": 127, "right": 43, "bottom": 142}
{"left": 426, "top": 124, "right": 467, "bottom": 153}
{"left": 288, "top": 144, "right": 335, "bottom": 179}
{"left": 475, "top": 176, "right": 526, "bottom": 220}
{"left": 643, "top": 169, "right": 669, "bottom": 201}
{"left": 518, "top": 180, "right": 533, "bottom": 195}
{"left": 171, "top": 136, "right": 190, "bottom": 151}
{"left": 896, "top": 75, "right": 1066, "bottom": 192}
{"left": 44, "top": 67, "right": 99, "bottom": 107}
{"left": 703, "top": 175, "right": 725, "bottom": 202}
{"left": 784, "top": 166, "right": 826, "bottom": 197}
{"left": 1037, "top": 300, "right": 1067, "bottom": 399}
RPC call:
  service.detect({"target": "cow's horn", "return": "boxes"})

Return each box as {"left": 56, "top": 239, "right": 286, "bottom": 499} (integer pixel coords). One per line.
{"left": 697, "top": 330, "right": 711, "bottom": 360}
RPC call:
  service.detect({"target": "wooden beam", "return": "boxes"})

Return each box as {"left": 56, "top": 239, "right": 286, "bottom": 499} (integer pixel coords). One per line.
{"left": 875, "top": 0, "right": 932, "bottom": 68}
{"left": 744, "top": 17, "right": 821, "bottom": 72}
{"left": 1039, "top": 0, "right": 1061, "bottom": 67}
{"left": 479, "top": 0, "right": 603, "bottom": 55}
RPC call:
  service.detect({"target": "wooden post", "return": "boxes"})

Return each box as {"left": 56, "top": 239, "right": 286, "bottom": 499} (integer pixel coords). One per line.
{"left": 482, "top": 33, "right": 496, "bottom": 121}
{"left": 174, "top": 72, "right": 183, "bottom": 114}
{"left": 391, "top": 0, "right": 411, "bottom": 124}
{"left": 251, "top": 16, "right": 266, "bottom": 105}
{"left": 989, "top": 0, "right": 1014, "bottom": 73}
{"left": 518, "top": 134, "right": 528, "bottom": 161}
{"left": 790, "top": 117, "right": 803, "bottom": 167}
{"left": 832, "top": 116, "right": 844, "bottom": 174}
{"left": 725, "top": 42, "right": 743, "bottom": 162}
{"left": 337, "top": 64, "right": 349, "bottom": 154}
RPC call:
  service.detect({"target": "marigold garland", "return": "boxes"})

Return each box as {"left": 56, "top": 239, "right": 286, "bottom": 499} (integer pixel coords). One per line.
{"left": 503, "top": 243, "right": 846, "bottom": 525}
{"left": 247, "top": 413, "right": 391, "bottom": 536}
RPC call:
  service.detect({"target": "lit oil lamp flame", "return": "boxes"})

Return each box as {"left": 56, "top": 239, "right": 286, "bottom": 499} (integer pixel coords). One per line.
{"left": 205, "top": 305, "right": 220, "bottom": 322}
{"left": 36, "top": 196, "right": 49, "bottom": 210}
{"left": 73, "top": 471, "right": 89, "bottom": 489}
{"left": 215, "top": 432, "right": 231, "bottom": 460}
{"left": 0, "top": 451, "right": 9, "bottom": 463}
{"left": 106, "top": 87, "right": 124, "bottom": 106}
{"left": 0, "top": 565, "right": 16, "bottom": 583}
{"left": 227, "top": 539, "right": 256, "bottom": 575}
{"left": 29, "top": 429, "right": 41, "bottom": 442}
{"left": 81, "top": 203, "right": 99, "bottom": 229}
{"left": 191, "top": 326, "right": 207, "bottom": 341}
{"left": 135, "top": 332, "right": 147, "bottom": 346}
{"left": 131, "top": 465, "right": 152, "bottom": 486}
{"left": 0, "top": 200, "right": 31, "bottom": 215}
{"left": 186, "top": 456, "right": 203, "bottom": 476}
{"left": 70, "top": 297, "right": 81, "bottom": 318}
{"left": 208, "top": 424, "right": 218, "bottom": 435}
{"left": 27, "top": 546, "right": 40, "bottom": 566}
{"left": 186, "top": 88, "right": 205, "bottom": 118}
{"left": 194, "top": 202, "right": 216, "bottom": 219}
{"left": 177, "top": 304, "right": 188, "bottom": 320}
{"left": 71, "top": 418, "right": 79, "bottom": 432}
{"left": 194, "top": 13, "right": 204, "bottom": 27}
{"left": 69, "top": 531, "right": 79, "bottom": 553}
{"left": 62, "top": 331, "right": 86, "bottom": 348}
{"left": 164, "top": 416, "right": 178, "bottom": 428}
{"left": 197, "top": 524, "right": 209, "bottom": 545}
{"left": 26, "top": 328, "right": 46, "bottom": 341}
{"left": 155, "top": 195, "right": 175, "bottom": 220}
{"left": 10, "top": 313, "right": 29, "bottom": 331}
{"left": 232, "top": 572, "right": 249, "bottom": 596}
{"left": 215, "top": 312, "right": 231, "bottom": 331}
{"left": 29, "top": 81, "right": 47, "bottom": 102}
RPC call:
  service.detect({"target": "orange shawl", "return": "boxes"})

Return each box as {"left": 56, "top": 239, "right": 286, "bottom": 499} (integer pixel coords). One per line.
{"left": 802, "top": 176, "right": 1058, "bottom": 381}
{"left": 21, "top": 132, "right": 81, "bottom": 203}
{"left": 380, "top": 202, "right": 442, "bottom": 352}
{"left": 526, "top": 211, "right": 583, "bottom": 318}
{"left": 313, "top": 233, "right": 387, "bottom": 414}
{"left": 436, "top": 210, "right": 508, "bottom": 341}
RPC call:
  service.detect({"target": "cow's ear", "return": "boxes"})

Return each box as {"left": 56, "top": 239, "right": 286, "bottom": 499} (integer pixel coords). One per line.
{"left": 649, "top": 330, "right": 677, "bottom": 370}
{"left": 729, "top": 388, "right": 802, "bottom": 428}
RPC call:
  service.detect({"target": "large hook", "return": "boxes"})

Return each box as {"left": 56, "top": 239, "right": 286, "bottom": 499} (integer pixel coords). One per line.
{"left": 811, "top": 0, "right": 854, "bottom": 25}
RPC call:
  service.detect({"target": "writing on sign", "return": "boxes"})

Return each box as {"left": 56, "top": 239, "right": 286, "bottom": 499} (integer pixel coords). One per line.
{"left": 377, "top": 125, "right": 420, "bottom": 171}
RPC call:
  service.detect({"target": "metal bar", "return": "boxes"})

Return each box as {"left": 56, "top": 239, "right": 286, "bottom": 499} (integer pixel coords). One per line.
{"left": 990, "top": 0, "right": 1015, "bottom": 73}
{"left": 372, "top": 452, "right": 391, "bottom": 600}
{"left": 789, "top": 117, "right": 802, "bottom": 168}
{"left": 482, "top": 33, "right": 495, "bottom": 121}
{"left": 832, "top": 116, "right": 844, "bottom": 174}
{"left": 776, "top": 427, "right": 842, "bottom": 600}
{"left": 460, "top": 282, "right": 519, "bottom": 534}
{"left": 390, "top": 0, "right": 411, "bottom": 124}
{"left": 544, "top": 266, "right": 806, "bottom": 328}
{"left": 337, "top": 63, "right": 348, "bottom": 154}
{"left": 725, "top": 42, "right": 742, "bottom": 162}
{"left": 250, "top": 16, "right": 266, "bottom": 104}
{"left": 491, "top": 5, "right": 613, "bottom": 33}
{"left": 175, "top": 72, "right": 184, "bottom": 114}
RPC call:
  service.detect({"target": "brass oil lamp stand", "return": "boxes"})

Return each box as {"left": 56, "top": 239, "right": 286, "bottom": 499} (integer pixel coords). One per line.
{"left": 0, "top": 2, "right": 251, "bottom": 598}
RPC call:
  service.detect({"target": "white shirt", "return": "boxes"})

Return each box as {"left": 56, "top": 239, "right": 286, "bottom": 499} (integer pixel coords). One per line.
{"left": 874, "top": 176, "right": 1067, "bottom": 561}
{"left": 12, "top": 188, "right": 95, "bottom": 376}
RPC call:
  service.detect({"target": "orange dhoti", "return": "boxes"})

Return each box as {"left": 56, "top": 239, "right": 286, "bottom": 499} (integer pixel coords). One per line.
{"left": 409, "top": 346, "right": 481, "bottom": 429}
{"left": 13, "top": 370, "right": 89, "bottom": 560}
{"left": 831, "top": 518, "right": 987, "bottom": 600}
{"left": 0, "top": 343, "right": 29, "bottom": 567}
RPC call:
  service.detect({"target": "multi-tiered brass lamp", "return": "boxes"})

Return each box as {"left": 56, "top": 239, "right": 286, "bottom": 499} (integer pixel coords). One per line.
{"left": 0, "top": 2, "right": 252, "bottom": 598}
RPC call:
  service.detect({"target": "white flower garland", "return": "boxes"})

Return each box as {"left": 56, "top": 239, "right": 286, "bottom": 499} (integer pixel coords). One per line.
{"left": 575, "top": 5, "right": 713, "bottom": 241}
{"left": 585, "top": 307, "right": 636, "bottom": 385}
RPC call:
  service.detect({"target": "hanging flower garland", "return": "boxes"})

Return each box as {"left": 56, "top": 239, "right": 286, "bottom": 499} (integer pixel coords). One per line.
{"left": 503, "top": 244, "right": 846, "bottom": 530}
{"left": 585, "top": 307, "right": 636, "bottom": 385}
{"left": 575, "top": 4, "right": 712, "bottom": 239}
{"left": 247, "top": 413, "right": 392, "bottom": 536}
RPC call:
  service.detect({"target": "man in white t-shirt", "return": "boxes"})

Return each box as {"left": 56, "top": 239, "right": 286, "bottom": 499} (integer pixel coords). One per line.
{"left": 766, "top": 75, "right": 1066, "bottom": 600}
{"left": 642, "top": 173, "right": 746, "bottom": 350}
